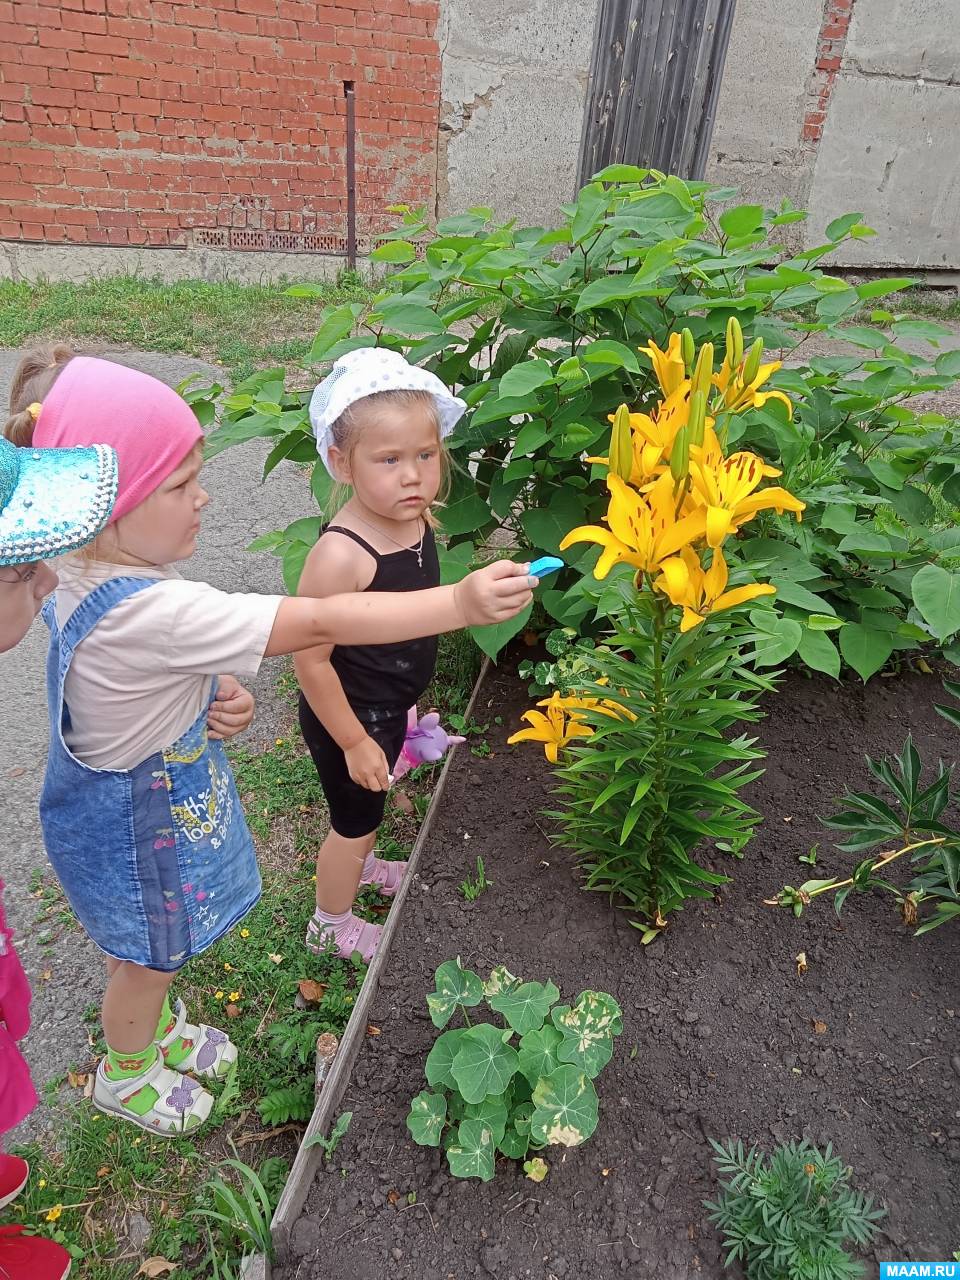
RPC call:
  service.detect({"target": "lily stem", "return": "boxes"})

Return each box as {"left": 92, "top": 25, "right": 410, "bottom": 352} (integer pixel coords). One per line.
{"left": 804, "top": 837, "right": 945, "bottom": 899}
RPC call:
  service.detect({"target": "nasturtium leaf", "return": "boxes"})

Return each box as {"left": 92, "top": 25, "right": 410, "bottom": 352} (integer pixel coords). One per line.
{"left": 462, "top": 1093, "right": 509, "bottom": 1145}
{"left": 517, "top": 1024, "right": 564, "bottom": 1088}
{"left": 530, "top": 1067, "right": 599, "bottom": 1147}
{"left": 524, "top": 1157, "right": 550, "bottom": 1183}
{"left": 553, "top": 991, "right": 623, "bottom": 1077}
{"left": 839, "top": 623, "right": 895, "bottom": 682}
{"left": 497, "top": 1121, "right": 530, "bottom": 1160}
{"left": 426, "top": 959, "right": 484, "bottom": 1029}
{"left": 488, "top": 980, "right": 560, "bottom": 1035}
{"left": 425, "top": 1028, "right": 469, "bottom": 1089}
{"left": 446, "top": 1119, "right": 496, "bottom": 1181}
{"left": 406, "top": 1090, "right": 447, "bottom": 1146}
{"left": 483, "top": 965, "right": 520, "bottom": 998}
{"left": 451, "top": 1024, "right": 520, "bottom": 1104}
{"left": 911, "top": 564, "right": 960, "bottom": 641}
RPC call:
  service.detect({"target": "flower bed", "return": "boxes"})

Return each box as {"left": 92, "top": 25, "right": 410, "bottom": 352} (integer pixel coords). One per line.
{"left": 275, "top": 653, "right": 960, "bottom": 1279}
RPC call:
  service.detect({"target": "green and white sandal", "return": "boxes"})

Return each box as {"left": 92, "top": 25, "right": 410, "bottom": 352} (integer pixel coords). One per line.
{"left": 93, "top": 1059, "right": 213, "bottom": 1137}
{"left": 157, "top": 999, "right": 237, "bottom": 1080}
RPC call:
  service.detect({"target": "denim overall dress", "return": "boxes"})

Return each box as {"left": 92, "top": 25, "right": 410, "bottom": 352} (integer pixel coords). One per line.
{"left": 40, "top": 576, "right": 261, "bottom": 972}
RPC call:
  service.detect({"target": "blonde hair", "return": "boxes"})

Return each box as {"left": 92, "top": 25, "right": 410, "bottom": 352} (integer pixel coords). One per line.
{"left": 326, "top": 387, "right": 451, "bottom": 526}
{"left": 3, "top": 344, "right": 75, "bottom": 445}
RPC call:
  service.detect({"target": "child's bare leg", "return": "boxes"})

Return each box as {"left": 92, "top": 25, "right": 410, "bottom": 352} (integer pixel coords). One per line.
{"left": 102, "top": 960, "right": 172, "bottom": 1054}
{"left": 316, "top": 829, "right": 376, "bottom": 914}
{"left": 95, "top": 961, "right": 214, "bottom": 1132}
{"left": 306, "top": 829, "right": 383, "bottom": 961}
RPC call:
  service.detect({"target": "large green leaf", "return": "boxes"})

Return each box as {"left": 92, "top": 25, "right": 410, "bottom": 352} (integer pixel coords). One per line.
{"left": 838, "top": 623, "right": 895, "bottom": 681}
{"left": 516, "top": 1024, "right": 564, "bottom": 1088}
{"left": 426, "top": 959, "right": 484, "bottom": 1029}
{"left": 439, "top": 491, "right": 491, "bottom": 537}
{"left": 451, "top": 1024, "right": 520, "bottom": 1104}
{"left": 912, "top": 564, "right": 960, "bottom": 640}
{"left": 553, "top": 991, "right": 623, "bottom": 1077}
{"left": 425, "top": 1028, "right": 470, "bottom": 1090}
{"left": 406, "top": 1090, "right": 447, "bottom": 1146}
{"left": 445, "top": 1119, "right": 496, "bottom": 1181}
{"left": 521, "top": 490, "right": 590, "bottom": 556}
{"left": 748, "top": 611, "right": 803, "bottom": 667}
{"left": 719, "top": 204, "right": 764, "bottom": 238}
{"left": 305, "top": 301, "right": 365, "bottom": 363}
{"left": 470, "top": 602, "right": 534, "bottom": 661}
{"left": 497, "top": 1120, "right": 530, "bottom": 1160}
{"left": 797, "top": 628, "right": 841, "bottom": 679}
{"left": 499, "top": 359, "right": 555, "bottom": 399}
{"left": 462, "top": 1093, "right": 510, "bottom": 1145}
{"left": 530, "top": 1067, "right": 599, "bottom": 1147}
{"left": 488, "top": 980, "right": 560, "bottom": 1035}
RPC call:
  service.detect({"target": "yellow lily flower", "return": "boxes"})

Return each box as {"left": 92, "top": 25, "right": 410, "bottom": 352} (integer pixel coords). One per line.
{"left": 507, "top": 691, "right": 593, "bottom": 763}
{"left": 560, "top": 472, "right": 707, "bottom": 579}
{"left": 688, "top": 451, "right": 806, "bottom": 548}
{"left": 714, "top": 355, "right": 793, "bottom": 418}
{"left": 640, "top": 332, "right": 686, "bottom": 397}
{"left": 656, "top": 546, "right": 777, "bottom": 632}
{"left": 541, "top": 689, "right": 637, "bottom": 724}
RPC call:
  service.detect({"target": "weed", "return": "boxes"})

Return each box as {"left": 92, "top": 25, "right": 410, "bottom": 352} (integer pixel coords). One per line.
{"left": 798, "top": 844, "right": 818, "bottom": 866}
{"left": 459, "top": 856, "right": 492, "bottom": 902}
{"left": 303, "top": 1111, "right": 352, "bottom": 1161}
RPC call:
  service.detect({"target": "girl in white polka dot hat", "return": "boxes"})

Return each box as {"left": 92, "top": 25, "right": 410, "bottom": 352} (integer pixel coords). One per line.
{"left": 299, "top": 347, "right": 472, "bottom": 963}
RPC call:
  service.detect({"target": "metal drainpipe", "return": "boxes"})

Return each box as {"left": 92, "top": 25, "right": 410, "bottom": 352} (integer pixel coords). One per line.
{"left": 344, "top": 80, "right": 356, "bottom": 271}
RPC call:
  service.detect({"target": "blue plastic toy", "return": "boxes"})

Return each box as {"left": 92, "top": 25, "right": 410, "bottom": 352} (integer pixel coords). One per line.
{"left": 528, "top": 555, "right": 564, "bottom": 578}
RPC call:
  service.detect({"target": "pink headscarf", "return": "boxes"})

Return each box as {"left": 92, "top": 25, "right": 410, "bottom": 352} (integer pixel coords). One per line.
{"left": 34, "top": 356, "right": 203, "bottom": 523}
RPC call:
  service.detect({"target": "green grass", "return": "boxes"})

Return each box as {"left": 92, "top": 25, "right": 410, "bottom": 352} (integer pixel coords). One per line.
{"left": 5, "top": 644, "right": 479, "bottom": 1276}
{"left": 0, "top": 273, "right": 374, "bottom": 381}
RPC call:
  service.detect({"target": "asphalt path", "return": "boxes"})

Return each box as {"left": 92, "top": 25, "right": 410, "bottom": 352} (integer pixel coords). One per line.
{"left": 0, "top": 347, "right": 311, "bottom": 1140}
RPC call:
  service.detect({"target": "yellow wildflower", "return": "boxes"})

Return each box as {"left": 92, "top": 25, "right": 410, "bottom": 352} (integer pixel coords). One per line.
{"left": 223, "top": 962, "right": 234, "bottom": 972}
{"left": 45, "top": 1204, "right": 63, "bottom": 1223}
{"left": 656, "top": 546, "right": 776, "bottom": 632}
{"left": 38, "top": 1178, "right": 47, "bottom": 1189}
{"left": 228, "top": 991, "right": 241, "bottom": 1002}
{"left": 239, "top": 928, "right": 250, "bottom": 939}
{"left": 214, "top": 990, "right": 224, "bottom": 999}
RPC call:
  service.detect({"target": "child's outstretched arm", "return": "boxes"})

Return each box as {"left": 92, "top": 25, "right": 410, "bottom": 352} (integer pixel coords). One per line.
{"left": 264, "top": 560, "right": 534, "bottom": 658}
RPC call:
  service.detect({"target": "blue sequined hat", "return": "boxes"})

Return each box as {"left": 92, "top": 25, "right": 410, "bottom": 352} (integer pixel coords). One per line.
{"left": 0, "top": 435, "right": 118, "bottom": 566}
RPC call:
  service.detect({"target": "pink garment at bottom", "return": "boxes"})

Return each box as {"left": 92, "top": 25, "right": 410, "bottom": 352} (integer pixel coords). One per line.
{"left": 0, "top": 882, "right": 37, "bottom": 1136}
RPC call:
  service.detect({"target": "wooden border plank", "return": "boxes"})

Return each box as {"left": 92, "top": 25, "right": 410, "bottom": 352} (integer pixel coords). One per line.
{"left": 270, "top": 657, "right": 491, "bottom": 1259}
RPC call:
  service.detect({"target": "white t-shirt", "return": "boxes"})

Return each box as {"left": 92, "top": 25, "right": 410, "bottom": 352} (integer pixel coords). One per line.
{"left": 54, "top": 560, "right": 282, "bottom": 771}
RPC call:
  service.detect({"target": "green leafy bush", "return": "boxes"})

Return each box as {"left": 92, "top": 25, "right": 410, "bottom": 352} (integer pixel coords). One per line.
{"left": 406, "top": 959, "right": 622, "bottom": 1181}
{"left": 201, "top": 170, "right": 960, "bottom": 672}
{"left": 771, "top": 680, "right": 960, "bottom": 935}
{"left": 705, "top": 1138, "right": 884, "bottom": 1280}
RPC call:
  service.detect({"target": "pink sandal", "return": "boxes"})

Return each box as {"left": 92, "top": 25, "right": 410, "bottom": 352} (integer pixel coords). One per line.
{"left": 359, "top": 856, "right": 408, "bottom": 898}
{"left": 305, "top": 912, "right": 382, "bottom": 963}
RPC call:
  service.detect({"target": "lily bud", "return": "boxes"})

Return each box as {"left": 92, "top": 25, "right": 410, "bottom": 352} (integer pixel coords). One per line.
{"left": 609, "top": 403, "right": 633, "bottom": 481}
{"left": 669, "top": 423, "right": 690, "bottom": 486}
{"left": 692, "top": 341, "right": 714, "bottom": 398}
{"left": 681, "top": 327, "right": 695, "bottom": 370}
{"left": 726, "top": 316, "right": 743, "bottom": 370}
{"left": 687, "top": 389, "right": 706, "bottom": 448}
{"left": 743, "top": 337, "right": 764, "bottom": 385}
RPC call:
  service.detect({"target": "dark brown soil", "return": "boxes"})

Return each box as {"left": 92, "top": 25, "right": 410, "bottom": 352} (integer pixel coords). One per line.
{"left": 278, "top": 657, "right": 960, "bottom": 1280}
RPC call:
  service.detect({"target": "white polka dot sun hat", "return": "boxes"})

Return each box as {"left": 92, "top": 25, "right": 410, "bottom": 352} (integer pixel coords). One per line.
{"left": 308, "top": 347, "right": 467, "bottom": 477}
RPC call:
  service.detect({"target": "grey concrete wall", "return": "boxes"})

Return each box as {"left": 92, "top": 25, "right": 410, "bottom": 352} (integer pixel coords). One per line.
{"left": 439, "top": 0, "right": 960, "bottom": 273}
{"left": 437, "top": 0, "right": 597, "bottom": 227}
{"left": 808, "top": 0, "right": 960, "bottom": 269}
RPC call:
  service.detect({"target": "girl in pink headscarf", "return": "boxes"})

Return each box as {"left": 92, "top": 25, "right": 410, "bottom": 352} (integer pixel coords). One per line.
{"left": 5, "top": 347, "right": 534, "bottom": 1138}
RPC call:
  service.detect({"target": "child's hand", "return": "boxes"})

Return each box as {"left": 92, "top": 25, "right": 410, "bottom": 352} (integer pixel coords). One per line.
{"left": 207, "top": 674, "right": 255, "bottom": 741}
{"left": 345, "top": 735, "right": 391, "bottom": 791}
{"left": 454, "top": 561, "right": 536, "bottom": 627}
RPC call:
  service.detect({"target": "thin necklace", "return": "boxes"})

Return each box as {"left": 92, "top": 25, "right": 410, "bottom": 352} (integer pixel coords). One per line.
{"left": 352, "top": 512, "right": 425, "bottom": 568}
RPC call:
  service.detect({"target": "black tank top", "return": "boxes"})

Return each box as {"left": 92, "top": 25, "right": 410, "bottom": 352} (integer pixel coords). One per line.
{"left": 325, "top": 523, "right": 440, "bottom": 713}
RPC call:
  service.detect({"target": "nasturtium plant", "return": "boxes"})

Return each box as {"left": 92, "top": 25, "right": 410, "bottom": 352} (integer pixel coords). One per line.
{"left": 407, "top": 959, "right": 622, "bottom": 1180}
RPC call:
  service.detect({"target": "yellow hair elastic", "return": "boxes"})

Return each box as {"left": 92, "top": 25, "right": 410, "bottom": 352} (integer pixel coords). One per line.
{"left": 26, "top": 402, "right": 42, "bottom": 421}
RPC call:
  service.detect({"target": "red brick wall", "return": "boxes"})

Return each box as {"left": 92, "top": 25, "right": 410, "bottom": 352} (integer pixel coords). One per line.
{"left": 801, "top": 0, "right": 856, "bottom": 147}
{"left": 0, "top": 0, "right": 440, "bottom": 250}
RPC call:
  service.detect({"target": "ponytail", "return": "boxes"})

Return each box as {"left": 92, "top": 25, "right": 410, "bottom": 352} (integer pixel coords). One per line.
{"left": 3, "top": 343, "right": 76, "bottom": 445}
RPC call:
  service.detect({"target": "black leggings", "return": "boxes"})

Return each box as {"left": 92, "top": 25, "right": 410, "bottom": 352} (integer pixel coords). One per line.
{"left": 298, "top": 696, "right": 408, "bottom": 840}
